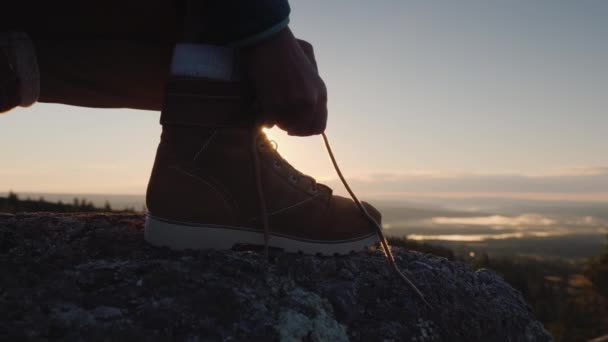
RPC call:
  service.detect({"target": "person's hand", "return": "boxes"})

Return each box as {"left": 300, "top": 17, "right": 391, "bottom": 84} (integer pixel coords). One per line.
{"left": 242, "top": 27, "right": 327, "bottom": 136}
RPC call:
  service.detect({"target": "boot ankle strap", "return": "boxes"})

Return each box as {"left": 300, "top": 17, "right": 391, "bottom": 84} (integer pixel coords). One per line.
{"left": 161, "top": 77, "right": 255, "bottom": 128}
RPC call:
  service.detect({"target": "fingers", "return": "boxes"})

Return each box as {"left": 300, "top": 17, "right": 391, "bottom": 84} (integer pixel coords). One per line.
{"left": 306, "top": 80, "right": 328, "bottom": 136}
{"left": 288, "top": 39, "right": 326, "bottom": 135}
{"left": 275, "top": 101, "right": 317, "bottom": 136}
{"left": 277, "top": 74, "right": 327, "bottom": 136}
{"left": 296, "top": 39, "right": 318, "bottom": 71}
{"left": 244, "top": 28, "right": 328, "bottom": 136}
{"left": 285, "top": 88, "right": 328, "bottom": 136}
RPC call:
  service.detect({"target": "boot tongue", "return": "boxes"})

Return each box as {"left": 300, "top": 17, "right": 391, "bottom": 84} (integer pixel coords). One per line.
{"left": 256, "top": 132, "right": 320, "bottom": 192}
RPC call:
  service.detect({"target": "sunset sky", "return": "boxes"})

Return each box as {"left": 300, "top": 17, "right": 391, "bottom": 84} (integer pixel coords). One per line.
{"left": 1, "top": 0, "right": 607, "bottom": 201}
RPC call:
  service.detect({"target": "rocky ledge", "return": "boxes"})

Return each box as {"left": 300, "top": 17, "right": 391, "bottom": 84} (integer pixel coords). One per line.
{"left": 0, "top": 213, "right": 551, "bottom": 341}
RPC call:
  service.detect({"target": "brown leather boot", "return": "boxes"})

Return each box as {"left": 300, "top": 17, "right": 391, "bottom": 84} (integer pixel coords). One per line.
{"left": 145, "top": 44, "right": 381, "bottom": 255}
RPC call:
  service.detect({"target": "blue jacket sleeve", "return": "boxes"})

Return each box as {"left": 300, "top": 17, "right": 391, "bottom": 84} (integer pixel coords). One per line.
{"left": 186, "top": 0, "right": 291, "bottom": 47}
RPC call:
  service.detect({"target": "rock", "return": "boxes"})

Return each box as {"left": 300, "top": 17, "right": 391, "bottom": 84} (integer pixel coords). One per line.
{"left": 0, "top": 213, "right": 552, "bottom": 341}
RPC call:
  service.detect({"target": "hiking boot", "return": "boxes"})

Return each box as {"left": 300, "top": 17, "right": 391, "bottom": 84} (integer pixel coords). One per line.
{"left": 145, "top": 125, "right": 381, "bottom": 255}
{"left": 0, "top": 32, "right": 39, "bottom": 113}
{"left": 144, "top": 43, "right": 381, "bottom": 255}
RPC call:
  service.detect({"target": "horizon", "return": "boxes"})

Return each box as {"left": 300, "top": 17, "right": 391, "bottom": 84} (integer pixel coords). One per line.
{"left": 2, "top": 190, "right": 606, "bottom": 257}
{"left": 3, "top": 189, "right": 608, "bottom": 205}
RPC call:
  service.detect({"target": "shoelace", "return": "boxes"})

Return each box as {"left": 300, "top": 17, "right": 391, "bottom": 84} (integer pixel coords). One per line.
{"left": 257, "top": 133, "right": 319, "bottom": 193}
{"left": 251, "top": 126, "right": 429, "bottom": 306}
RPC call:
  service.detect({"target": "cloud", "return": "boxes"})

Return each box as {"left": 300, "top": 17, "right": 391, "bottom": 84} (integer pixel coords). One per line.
{"left": 407, "top": 232, "right": 565, "bottom": 242}
{"left": 405, "top": 213, "right": 608, "bottom": 242}
{"left": 324, "top": 166, "right": 608, "bottom": 201}
{"left": 431, "top": 214, "right": 556, "bottom": 227}
{"left": 523, "top": 166, "right": 608, "bottom": 177}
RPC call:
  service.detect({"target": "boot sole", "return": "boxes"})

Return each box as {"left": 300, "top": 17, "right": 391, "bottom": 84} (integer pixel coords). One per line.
{"left": 145, "top": 215, "right": 379, "bottom": 256}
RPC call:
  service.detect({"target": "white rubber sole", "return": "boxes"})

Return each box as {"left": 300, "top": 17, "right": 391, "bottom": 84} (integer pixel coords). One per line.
{"left": 144, "top": 215, "right": 379, "bottom": 255}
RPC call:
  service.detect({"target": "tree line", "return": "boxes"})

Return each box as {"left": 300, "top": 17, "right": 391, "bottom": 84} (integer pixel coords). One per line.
{"left": 0, "top": 191, "right": 136, "bottom": 213}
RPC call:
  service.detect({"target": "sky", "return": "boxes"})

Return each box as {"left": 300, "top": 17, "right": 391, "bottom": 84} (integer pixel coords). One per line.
{"left": 1, "top": 0, "right": 607, "bottom": 201}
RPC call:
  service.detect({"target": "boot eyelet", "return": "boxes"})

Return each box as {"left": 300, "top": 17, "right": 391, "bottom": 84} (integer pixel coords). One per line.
{"left": 273, "top": 160, "right": 281, "bottom": 168}
{"left": 310, "top": 187, "right": 318, "bottom": 194}
{"left": 289, "top": 175, "right": 298, "bottom": 183}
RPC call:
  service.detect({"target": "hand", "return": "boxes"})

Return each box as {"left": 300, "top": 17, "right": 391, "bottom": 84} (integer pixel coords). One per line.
{"left": 242, "top": 28, "right": 328, "bottom": 136}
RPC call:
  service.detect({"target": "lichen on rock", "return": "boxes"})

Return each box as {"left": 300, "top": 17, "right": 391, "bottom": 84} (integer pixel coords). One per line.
{"left": 276, "top": 287, "right": 348, "bottom": 342}
{"left": 0, "top": 213, "right": 553, "bottom": 341}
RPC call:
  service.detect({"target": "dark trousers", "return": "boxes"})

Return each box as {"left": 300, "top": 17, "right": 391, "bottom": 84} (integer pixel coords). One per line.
{"left": 2, "top": 1, "right": 183, "bottom": 110}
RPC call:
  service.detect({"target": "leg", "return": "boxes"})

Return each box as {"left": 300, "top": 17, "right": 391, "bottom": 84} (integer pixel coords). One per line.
{"left": 35, "top": 39, "right": 173, "bottom": 111}
{"left": 1, "top": 0, "right": 180, "bottom": 111}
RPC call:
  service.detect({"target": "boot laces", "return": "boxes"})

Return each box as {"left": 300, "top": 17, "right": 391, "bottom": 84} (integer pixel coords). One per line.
{"left": 251, "top": 126, "right": 429, "bottom": 306}
{"left": 256, "top": 131, "right": 319, "bottom": 192}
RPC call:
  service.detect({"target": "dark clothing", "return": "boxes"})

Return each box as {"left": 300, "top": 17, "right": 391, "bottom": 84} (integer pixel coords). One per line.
{"left": 0, "top": 0, "right": 290, "bottom": 110}
{"left": 184, "top": 0, "right": 291, "bottom": 45}
{"left": 2, "top": 1, "right": 290, "bottom": 45}
{"left": 35, "top": 39, "right": 174, "bottom": 110}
